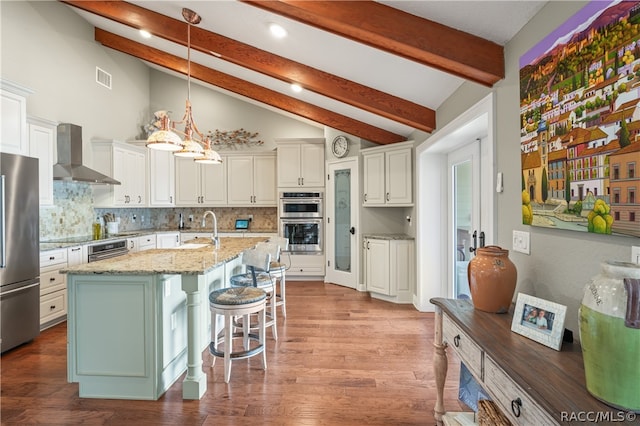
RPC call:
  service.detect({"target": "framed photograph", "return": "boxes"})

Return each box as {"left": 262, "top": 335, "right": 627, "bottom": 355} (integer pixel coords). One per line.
{"left": 511, "top": 293, "right": 567, "bottom": 351}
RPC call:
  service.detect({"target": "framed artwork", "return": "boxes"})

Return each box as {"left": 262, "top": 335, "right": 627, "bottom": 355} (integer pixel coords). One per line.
{"left": 511, "top": 293, "right": 567, "bottom": 351}
{"left": 519, "top": 1, "right": 640, "bottom": 238}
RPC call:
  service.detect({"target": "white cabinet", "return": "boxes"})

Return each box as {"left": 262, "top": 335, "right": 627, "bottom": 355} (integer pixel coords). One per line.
{"left": 364, "top": 237, "right": 415, "bottom": 302}
{"left": 156, "top": 232, "right": 180, "bottom": 248}
{"left": 130, "top": 140, "right": 176, "bottom": 207}
{"left": 227, "top": 153, "right": 277, "bottom": 206}
{"left": 180, "top": 232, "right": 212, "bottom": 244}
{"left": 127, "top": 237, "right": 139, "bottom": 253}
{"left": 138, "top": 234, "right": 157, "bottom": 251}
{"left": 276, "top": 139, "right": 325, "bottom": 188}
{"left": 27, "top": 116, "right": 57, "bottom": 206}
{"left": 1, "top": 79, "right": 33, "bottom": 155}
{"left": 92, "top": 140, "right": 147, "bottom": 207}
{"left": 67, "top": 245, "right": 86, "bottom": 267}
{"left": 40, "top": 248, "right": 69, "bottom": 328}
{"left": 286, "top": 254, "right": 325, "bottom": 278}
{"left": 362, "top": 141, "right": 413, "bottom": 206}
{"left": 175, "top": 156, "right": 226, "bottom": 206}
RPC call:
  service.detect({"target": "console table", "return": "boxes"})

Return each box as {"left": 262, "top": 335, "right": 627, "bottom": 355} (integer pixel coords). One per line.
{"left": 431, "top": 298, "right": 617, "bottom": 425}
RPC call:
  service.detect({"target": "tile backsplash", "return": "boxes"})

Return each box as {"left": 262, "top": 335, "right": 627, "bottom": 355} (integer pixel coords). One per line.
{"left": 40, "top": 182, "right": 278, "bottom": 240}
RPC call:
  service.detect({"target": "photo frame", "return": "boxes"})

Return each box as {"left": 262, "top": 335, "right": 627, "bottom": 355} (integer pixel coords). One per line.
{"left": 511, "top": 293, "right": 567, "bottom": 351}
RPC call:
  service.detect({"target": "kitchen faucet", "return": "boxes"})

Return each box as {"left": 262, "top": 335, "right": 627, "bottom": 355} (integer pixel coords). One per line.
{"left": 202, "top": 211, "right": 220, "bottom": 249}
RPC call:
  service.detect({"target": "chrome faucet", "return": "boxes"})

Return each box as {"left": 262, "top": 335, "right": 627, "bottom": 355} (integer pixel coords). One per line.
{"left": 202, "top": 210, "right": 220, "bottom": 249}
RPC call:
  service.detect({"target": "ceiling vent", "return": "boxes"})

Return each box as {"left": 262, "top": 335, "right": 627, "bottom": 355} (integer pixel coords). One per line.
{"left": 96, "top": 66, "right": 112, "bottom": 90}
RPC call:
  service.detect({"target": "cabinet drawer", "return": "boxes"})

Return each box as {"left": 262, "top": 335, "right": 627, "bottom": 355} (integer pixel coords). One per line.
{"left": 442, "top": 314, "right": 483, "bottom": 380}
{"left": 40, "top": 249, "right": 67, "bottom": 268}
{"left": 40, "top": 268, "right": 66, "bottom": 294}
{"left": 484, "top": 355, "right": 557, "bottom": 425}
{"left": 40, "top": 289, "right": 67, "bottom": 324}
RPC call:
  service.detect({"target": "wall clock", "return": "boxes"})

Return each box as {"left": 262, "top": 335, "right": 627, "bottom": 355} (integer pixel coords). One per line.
{"left": 331, "top": 135, "right": 349, "bottom": 158}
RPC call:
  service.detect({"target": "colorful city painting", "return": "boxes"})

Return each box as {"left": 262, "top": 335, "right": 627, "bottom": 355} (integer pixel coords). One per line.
{"left": 520, "top": 0, "right": 640, "bottom": 238}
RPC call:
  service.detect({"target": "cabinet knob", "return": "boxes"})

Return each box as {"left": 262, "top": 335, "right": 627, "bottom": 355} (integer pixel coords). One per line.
{"left": 453, "top": 335, "right": 460, "bottom": 348}
{"left": 50, "top": 305, "right": 56, "bottom": 311}
{"left": 511, "top": 397, "right": 522, "bottom": 418}
{"left": 49, "top": 256, "right": 55, "bottom": 260}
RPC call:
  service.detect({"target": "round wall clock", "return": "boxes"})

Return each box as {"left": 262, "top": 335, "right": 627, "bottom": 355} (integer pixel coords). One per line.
{"left": 331, "top": 135, "right": 349, "bottom": 158}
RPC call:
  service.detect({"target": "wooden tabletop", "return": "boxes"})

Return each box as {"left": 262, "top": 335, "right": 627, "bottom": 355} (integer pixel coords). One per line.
{"left": 431, "top": 298, "right": 620, "bottom": 424}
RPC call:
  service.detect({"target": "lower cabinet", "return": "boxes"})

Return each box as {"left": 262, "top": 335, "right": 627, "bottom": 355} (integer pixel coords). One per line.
{"left": 286, "top": 254, "right": 325, "bottom": 278}
{"left": 67, "top": 274, "right": 187, "bottom": 400}
{"left": 364, "top": 237, "right": 414, "bottom": 303}
{"left": 156, "top": 232, "right": 179, "bottom": 248}
{"left": 39, "top": 248, "right": 68, "bottom": 329}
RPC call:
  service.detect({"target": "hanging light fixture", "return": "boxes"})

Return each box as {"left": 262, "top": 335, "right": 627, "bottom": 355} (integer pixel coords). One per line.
{"left": 147, "top": 7, "right": 220, "bottom": 163}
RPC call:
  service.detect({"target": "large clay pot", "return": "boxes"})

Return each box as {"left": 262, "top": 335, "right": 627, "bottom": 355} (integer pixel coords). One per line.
{"left": 579, "top": 261, "right": 640, "bottom": 413}
{"left": 467, "top": 246, "right": 517, "bottom": 313}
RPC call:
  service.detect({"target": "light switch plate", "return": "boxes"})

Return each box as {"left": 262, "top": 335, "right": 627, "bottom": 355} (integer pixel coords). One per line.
{"left": 512, "top": 230, "right": 530, "bottom": 255}
{"left": 632, "top": 246, "right": 640, "bottom": 264}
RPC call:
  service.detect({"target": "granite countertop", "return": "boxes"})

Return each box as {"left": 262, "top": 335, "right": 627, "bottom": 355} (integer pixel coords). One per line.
{"left": 60, "top": 237, "right": 268, "bottom": 275}
{"left": 362, "top": 233, "right": 414, "bottom": 240}
{"left": 40, "top": 228, "right": 277, "bottom": 251}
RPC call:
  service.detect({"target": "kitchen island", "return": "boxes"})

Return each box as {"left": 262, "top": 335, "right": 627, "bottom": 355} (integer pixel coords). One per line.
{"left": 62, "top": 237, "right": 267, "bottom": 401}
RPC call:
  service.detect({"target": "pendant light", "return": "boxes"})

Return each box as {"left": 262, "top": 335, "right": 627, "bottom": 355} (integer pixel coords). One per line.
{"left": 146, "top": 8, "right": 220, "bottom": 164}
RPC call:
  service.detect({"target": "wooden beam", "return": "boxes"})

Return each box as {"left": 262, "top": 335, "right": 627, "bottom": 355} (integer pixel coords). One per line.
{"left": 243, "top": 0, "right": 505, "bottom": 87}
{"left": 94, "top": 28, "right": 405, "bottom": 144}
{"left": 61, "top": 0, "right": 435, "bottom": 133}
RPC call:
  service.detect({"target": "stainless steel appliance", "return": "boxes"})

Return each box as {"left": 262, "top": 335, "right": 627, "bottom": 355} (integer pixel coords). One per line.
{"left": 87, "top": 239, "right": 129, "bottom": 262}
{"left": 1, "top": 153, "right": 40, "bottom": 353}
{"left": 280, "top": 218, "right": 323, "bottom": 253}
{"left": 279, "top": 191, "right": 323, "bottom": 218}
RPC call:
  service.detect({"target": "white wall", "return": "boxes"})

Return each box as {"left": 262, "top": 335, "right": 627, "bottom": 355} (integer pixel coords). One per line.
{"left": 424, "top": 1, "right": 638, "bottom": 336}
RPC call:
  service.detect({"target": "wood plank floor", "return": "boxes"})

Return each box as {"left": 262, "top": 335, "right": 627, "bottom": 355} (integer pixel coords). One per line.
{"left": 1, "top": 281, "right": 463, "bottom": 425}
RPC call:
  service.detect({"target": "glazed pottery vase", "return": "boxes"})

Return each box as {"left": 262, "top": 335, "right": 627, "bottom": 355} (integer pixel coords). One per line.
{"left": 467, "top": 246, "right": 517, "bottom": 313}
{"left": 579, "top": 261, "right": 640, "bottom": 413}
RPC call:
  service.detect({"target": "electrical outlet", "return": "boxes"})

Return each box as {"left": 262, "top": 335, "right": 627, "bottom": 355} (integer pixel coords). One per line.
{"left": 512, "top": 230, "right": 530, "bottom": 255}
{"left": 248, "top": 214, "right": 253, "bottom": 222}
{"left": 632, "top": 246, "right": 640, "bottom": 264}
{"left": 189, "top": 215, "right": 194, "bottom": 222}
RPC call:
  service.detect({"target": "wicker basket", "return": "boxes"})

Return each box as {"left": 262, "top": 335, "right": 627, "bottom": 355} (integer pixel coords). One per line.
{"left": 478, "top": 399, "right": 512, "bottom": 426}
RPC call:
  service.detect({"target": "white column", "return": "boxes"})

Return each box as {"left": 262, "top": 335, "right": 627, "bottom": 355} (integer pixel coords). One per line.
{"left": 181, "top": 274, "right": 207, "bottom": 399}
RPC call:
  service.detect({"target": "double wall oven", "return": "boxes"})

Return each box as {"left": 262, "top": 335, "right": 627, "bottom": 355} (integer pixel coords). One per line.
{"left": 279, "top": 192, "right": 323, "bottom": 253}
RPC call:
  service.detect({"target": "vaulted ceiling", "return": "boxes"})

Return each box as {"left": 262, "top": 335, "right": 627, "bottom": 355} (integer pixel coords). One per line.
{"left": 62, "top": 1, "right": 546, "bottom": 144}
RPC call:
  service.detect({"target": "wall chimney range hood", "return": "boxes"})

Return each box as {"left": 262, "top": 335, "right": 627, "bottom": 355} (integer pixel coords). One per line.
{"left": 53, "top": 123, "right": 120, "bottom": 185}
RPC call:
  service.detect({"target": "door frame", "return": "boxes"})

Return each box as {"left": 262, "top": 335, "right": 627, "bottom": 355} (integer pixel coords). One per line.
{"left": 325, "top": 157, "right": 360, "bottom": 289}
{"left": 414, "top": 93, "right": 496, "bottom": 311}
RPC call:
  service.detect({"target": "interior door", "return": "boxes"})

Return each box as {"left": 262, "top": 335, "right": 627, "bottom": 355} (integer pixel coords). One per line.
{"left": 448, "top": 141, "right": 480, "bottom": 299}
{"left": 325, "top": 158, "right": 358, "bottom": 288}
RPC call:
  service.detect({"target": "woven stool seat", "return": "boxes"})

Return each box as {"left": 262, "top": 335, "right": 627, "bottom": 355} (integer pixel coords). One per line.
{"left": 229, "top": 272, "right": 273, "bottom": 289}
{"left": 209, "top": 286, "right": 266, "bottom": 306}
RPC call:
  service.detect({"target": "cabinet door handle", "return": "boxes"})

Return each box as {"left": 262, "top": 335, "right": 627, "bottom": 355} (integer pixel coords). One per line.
{"left": 453, "top": 335, "right": 460, "bottom": 348}
{"left": 364, "top": 194, "right": 367, "bottom": 202}
{"left": 511, "top": 398, "right": 522, "bottom": 418}
{"left": 366, "top": 241, "right": 370, "bottom": 249}
{"left": 386, "top": 192, "right": 390, "bottom": 201}
{"left": 170, "top": 196, "right": 173, "bottom": 203}
{"left": 301, "top": 177, "right": 304, "bottom": 186}
{"left": 350, "top": 227, "right": 355, "bottom": 235}
{"left": 50, "top": 277, "right": 56, "bottom": 282}
{"left": 138, "top": 195, "right": 142, "bottom": 203}
{"left": 71, "top": 247, "right": 80, "bottom": 252}
{"left": 49, "top": 256, "right": 55, "bottom": 260}
{"left": 50, "top": 305, "right": 57, "bottom": 311}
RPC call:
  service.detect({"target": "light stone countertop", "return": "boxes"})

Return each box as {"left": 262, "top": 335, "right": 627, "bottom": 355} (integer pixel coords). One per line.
{"left": 60, "top": 237, "right": 268, "bottom": 275}
{"left": 362, "top": 233, "right": 414, "bottom": 240}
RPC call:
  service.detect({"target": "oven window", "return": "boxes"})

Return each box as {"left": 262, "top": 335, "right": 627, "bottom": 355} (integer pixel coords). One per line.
{"left": 282, "top": 203, "right": 320, "bottom": 214}
{"left": 283, "top": 223, "right": 320, "bottom": 245}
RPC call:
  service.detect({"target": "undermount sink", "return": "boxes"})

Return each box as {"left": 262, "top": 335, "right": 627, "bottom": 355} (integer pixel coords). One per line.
{"left": 172, "top": 243, "right": 210, "bottom": 250}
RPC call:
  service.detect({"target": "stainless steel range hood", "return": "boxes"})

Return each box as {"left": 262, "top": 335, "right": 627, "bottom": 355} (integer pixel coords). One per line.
{"left": 53, "top": 123, "right": 120, "bottom": 185}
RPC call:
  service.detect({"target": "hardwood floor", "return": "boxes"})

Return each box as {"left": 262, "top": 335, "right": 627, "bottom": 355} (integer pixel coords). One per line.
{"left": 1, "top": 281, "right": 463, "bottom": 425}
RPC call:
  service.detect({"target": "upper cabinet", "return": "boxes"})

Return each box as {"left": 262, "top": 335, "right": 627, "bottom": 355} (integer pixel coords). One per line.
{"left": 130, "top": 141, "right": 176, "bottom": 207}
{"left": 1, "top": 80, "right": 33, "bottom": 156}
{"left": 362, "top": 141, "right": 413, "bottom": 206}
{"left": 227, "top": 153, "right": 277, "bottom": 206}
{"left": 175, "top": 156, "right": 227, "bottom": 206}
{"left": 28, "top": 116, "right": 57, "bottom": 206}
{"left": 276, "top": 139, "right": 325, "bottom": 188}
{"left": 92, "top": 140, "right": 147, "bottom": 207}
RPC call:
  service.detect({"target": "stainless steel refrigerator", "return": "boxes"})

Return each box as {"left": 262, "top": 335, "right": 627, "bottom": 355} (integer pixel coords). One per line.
{"left": 1, "top": 152, "right": 40, "bottom": 353}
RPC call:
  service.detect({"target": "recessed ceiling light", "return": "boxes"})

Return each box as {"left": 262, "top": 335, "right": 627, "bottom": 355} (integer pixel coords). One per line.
{"left": 291, "top": 83, "right": 302, "bottom": 93}
{"left": 139, "top": 29, "right": 152, "bottom": 39}
{"left": 269, "top": 23, "right": 287, "bottom": 39}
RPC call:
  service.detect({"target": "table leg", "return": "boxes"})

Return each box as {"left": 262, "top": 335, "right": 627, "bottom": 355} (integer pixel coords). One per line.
{"left": 181, "top": 274, "right": 207, "bottom": 400}
{"left": 433, "top": 306, "right": 448, "bottom": 426}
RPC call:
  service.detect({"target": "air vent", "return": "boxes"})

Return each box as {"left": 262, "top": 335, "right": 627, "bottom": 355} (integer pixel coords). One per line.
{"left": 96, "top": 67, "right": 112, "bottom": 90}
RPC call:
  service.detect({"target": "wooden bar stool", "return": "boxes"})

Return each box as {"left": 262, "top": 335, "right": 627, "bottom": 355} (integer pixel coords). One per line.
{"left": 209, "top": 249, "right": 271, "bottom": 383}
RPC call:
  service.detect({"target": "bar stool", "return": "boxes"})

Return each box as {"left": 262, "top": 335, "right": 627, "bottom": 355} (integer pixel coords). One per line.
{"left": 230, "top": 246, "right": 278, "bottom": 340}
{"left": 263, "top": 237, "right": 290, "bottom": 318}
{"left": 209, "top": 249, "right": 270, "bottom": 383}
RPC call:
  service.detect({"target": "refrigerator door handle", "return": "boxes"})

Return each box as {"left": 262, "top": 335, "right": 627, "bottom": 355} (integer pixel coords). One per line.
{"left": 1, "top": 175, "right": 5, "bottom": 269}
{"left": 0, "top": 282, "right": 39, "bottom": 297}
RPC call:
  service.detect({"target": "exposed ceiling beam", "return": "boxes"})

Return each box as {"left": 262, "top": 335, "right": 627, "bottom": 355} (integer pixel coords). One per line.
{"left": 94, "top": 28, "right": 405, "bottom": 144}
{"left": 243, "top": 0, "right": 505, "bottom": 87}
{"left": 61, "top": 0, "right": 435, "bottom": 133}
